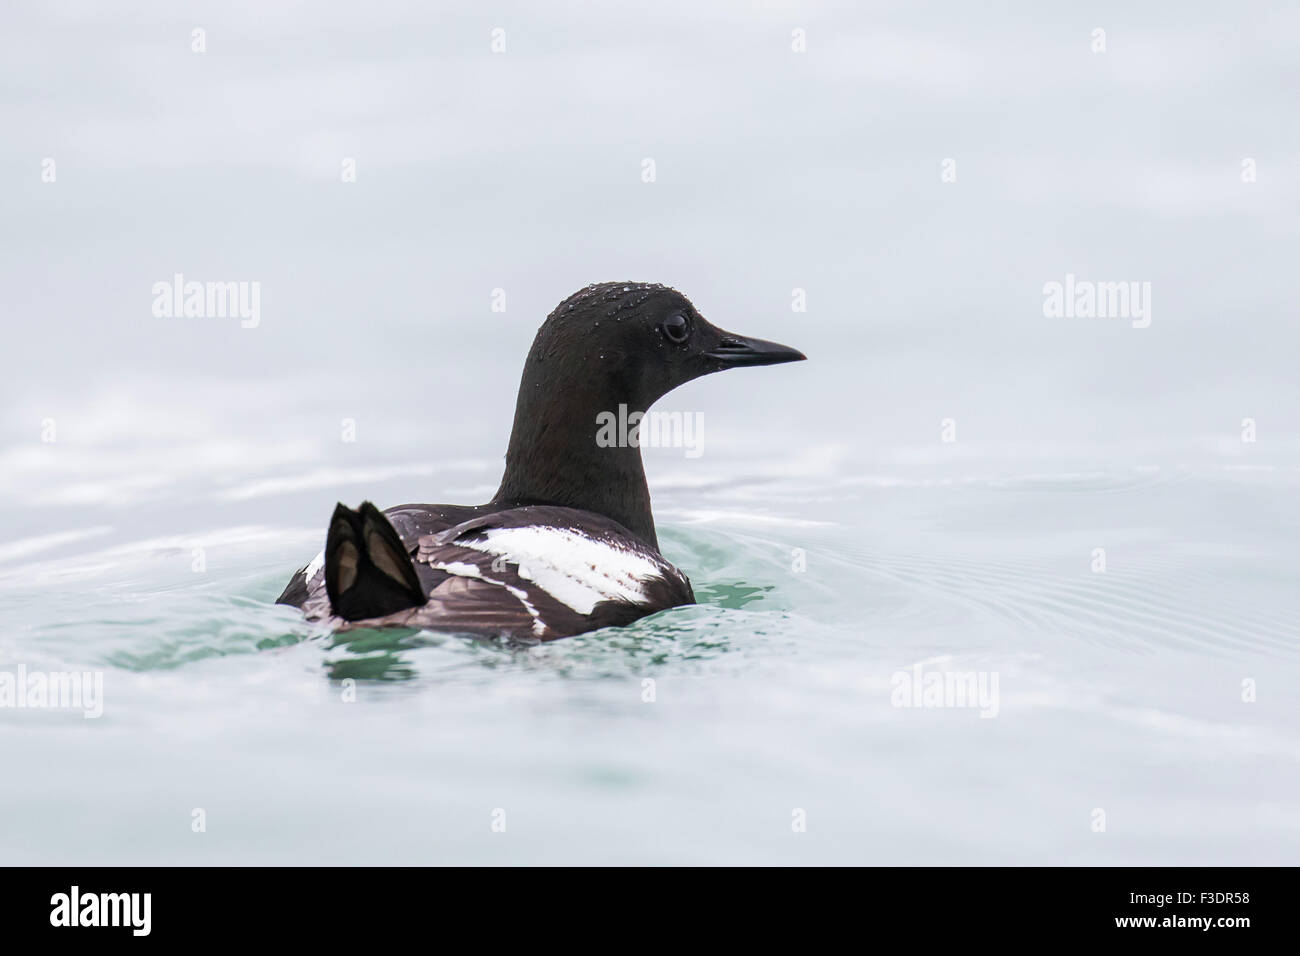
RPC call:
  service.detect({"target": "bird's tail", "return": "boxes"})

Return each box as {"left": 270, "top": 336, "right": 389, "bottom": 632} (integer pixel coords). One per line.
{"left": 325, "top": 502, "right": 426, "bottom": 621}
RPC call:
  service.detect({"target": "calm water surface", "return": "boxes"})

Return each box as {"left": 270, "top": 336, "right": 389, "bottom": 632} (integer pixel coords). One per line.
{"left": 2, "top": 446, "right": 1296, "bottom": 865}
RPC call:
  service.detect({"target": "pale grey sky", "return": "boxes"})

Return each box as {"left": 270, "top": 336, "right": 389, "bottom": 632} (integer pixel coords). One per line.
{"left": 3, "top": 0, "right": 1298, "bottom": 518}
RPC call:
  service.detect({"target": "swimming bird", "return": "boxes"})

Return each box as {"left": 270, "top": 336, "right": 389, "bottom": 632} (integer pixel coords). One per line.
{"left": 276, "top": 282, "right": 805, "bottom": 640}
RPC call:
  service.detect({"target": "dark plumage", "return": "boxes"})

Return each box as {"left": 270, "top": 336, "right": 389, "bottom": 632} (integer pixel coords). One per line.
{"left": 276, "top": 282, "right": 805, "bottom": 640}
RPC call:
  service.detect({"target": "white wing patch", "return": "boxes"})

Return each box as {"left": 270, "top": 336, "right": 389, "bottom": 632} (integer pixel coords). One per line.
{"left": 456, "top": 526, "right": 665, "bottom": 615}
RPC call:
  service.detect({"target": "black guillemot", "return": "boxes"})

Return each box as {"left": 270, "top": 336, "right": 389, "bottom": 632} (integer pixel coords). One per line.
{"left": 276, "top": 282, "right": 805, "bottom": 640}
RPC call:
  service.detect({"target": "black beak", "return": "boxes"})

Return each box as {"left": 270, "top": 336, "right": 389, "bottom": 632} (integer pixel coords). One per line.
{"left": 705, "top": 332, "right": 807, "bottom": 368}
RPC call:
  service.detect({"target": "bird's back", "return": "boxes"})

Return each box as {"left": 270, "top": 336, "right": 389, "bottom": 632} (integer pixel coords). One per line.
{"left": 277, "top": 502, "right": 694, "bottom": 640}
{"left": 274, "top": 502, "right": 493, "bottom": 608}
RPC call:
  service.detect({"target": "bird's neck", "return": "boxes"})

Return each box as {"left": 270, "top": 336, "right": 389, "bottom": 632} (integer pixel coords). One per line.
{"left": 492, "top": 391, "right": 659, "bottom": 551}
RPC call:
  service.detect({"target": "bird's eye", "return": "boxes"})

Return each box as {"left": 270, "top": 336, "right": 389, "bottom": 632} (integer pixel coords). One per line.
{"left": 661, "top": 314, "right": 690, "bottom": 344}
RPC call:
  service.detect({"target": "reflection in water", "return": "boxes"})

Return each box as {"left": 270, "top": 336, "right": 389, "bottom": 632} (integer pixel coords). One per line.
{"left": 324, "top": 627, "right": 427, "bottom": 682}
{"left": 694, "top": 581, "right": 772, "bottom": 611}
